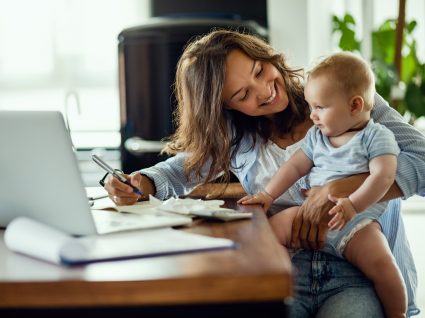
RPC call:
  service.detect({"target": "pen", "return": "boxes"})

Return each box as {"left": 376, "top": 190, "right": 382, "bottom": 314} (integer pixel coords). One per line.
{"left": 92, "top": 154, "right": 143, "bottom": 196}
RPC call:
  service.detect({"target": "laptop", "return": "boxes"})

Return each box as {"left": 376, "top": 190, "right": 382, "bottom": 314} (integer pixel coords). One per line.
{"left": 0, "top": 111, "right": 191, "bottom": 236}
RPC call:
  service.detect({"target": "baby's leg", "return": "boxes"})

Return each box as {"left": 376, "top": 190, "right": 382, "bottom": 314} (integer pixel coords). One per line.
{"left": 343, "top": 222, "right": 407, "bottom": 318}
{"left": 268, "top": 206, "right": 299, "bottom": 246}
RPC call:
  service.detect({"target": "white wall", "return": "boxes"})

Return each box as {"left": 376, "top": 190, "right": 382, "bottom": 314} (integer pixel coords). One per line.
{"left": 267, "top": 0, "right": 334, "bottom": 69}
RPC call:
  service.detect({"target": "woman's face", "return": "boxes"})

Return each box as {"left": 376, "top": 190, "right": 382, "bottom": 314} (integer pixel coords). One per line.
{"left": 222, "top": 49, "right": 289, "bottom": 117}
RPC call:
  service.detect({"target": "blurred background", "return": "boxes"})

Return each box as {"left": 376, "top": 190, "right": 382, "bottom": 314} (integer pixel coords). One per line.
{"left": 0, "top": 0, "right": 424, "bottom": 310}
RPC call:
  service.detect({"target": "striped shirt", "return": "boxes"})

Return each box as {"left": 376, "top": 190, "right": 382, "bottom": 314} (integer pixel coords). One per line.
{"left": 302, "top": 119, "right": 400, "bottom": 187}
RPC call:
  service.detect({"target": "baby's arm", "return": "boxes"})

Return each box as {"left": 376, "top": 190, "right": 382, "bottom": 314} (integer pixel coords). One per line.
{"left": 238, "top": 149, "right": 313, "bottom": 211}
{"left": 350, "top": 154, "right": 397, "bottom": 211}
{"left": 328, "top": 154, "right": 397, "bottom": 230}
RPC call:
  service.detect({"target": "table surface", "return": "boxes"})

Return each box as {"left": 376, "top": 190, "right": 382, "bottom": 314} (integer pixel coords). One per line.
{"left": 0, "top": 199, "right": 292, "bottom": 309}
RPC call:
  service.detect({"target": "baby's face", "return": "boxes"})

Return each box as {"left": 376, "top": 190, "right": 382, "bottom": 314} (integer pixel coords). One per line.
{"left": 304, "top": 75, "right": 355, "bottom": 137}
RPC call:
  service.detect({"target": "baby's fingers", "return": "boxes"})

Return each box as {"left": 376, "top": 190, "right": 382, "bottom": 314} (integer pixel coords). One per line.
{"left": 328, "top": 212, "right": 346, "bottom": 230}
{"left": 328, "top": 212, "right": 341, "bottom": 229}
{"left": 237, "top": 195, "right": 253, "bottom": 204}
{"left": 328, "top": 205, "right": 342, "bottom": 216}
{"left": 237, "top": 195, "right": 260, "bottom": 204}
{"left": 240, "top": 197, "right": 262, "bottom": 205}
{"left": 333, "top": 219, "right": 345, "bottom": 231}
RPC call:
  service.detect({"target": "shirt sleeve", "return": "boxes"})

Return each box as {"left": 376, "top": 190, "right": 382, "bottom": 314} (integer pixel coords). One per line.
{"left": 139, "top": 152, "right": 203, "bottom": 200}
{"left": 300, "top": 126, "right": 317, "bottom": 160}
{"left": 371, "top": 93, "right": 425, "bottom": 198}
{"left": 364, "top": 122, "right": 400, "bottom": 160}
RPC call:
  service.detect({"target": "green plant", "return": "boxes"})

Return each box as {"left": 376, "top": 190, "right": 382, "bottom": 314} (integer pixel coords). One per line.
{"left": 332, "top": 14, "right": 425, "bottom": 119}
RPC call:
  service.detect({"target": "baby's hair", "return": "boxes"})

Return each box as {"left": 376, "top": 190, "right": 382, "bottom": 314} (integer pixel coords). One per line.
{"left": 307, "top": 52, "right": 375, "bottom": 110}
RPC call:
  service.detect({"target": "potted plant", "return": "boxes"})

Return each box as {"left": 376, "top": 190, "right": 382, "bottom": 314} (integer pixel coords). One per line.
{"left": 332, "top": 13, "right": 425, "bottom": 120}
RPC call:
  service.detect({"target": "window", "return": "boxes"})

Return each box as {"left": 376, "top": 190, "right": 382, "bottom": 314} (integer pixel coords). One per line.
{"left": 0, "top": 0, "right": 151, "bottom": 149}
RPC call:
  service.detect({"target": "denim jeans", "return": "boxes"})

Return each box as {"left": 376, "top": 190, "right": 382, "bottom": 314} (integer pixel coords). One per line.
{"left": 290, "top": 250, "right": 385, "bottom": 318}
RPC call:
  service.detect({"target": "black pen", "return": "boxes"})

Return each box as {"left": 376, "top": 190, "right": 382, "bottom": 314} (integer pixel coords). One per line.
{"left": 92, "top": 154, "right": 143, "bottom": 196}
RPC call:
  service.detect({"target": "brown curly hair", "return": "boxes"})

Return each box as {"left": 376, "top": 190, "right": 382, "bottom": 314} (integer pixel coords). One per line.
{"left": 163, "top": 29, "right": 309, "bottom": 185}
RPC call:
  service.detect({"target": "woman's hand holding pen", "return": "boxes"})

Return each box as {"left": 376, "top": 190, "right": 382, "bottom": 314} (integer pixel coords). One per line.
{"left": 104, "top": 172, "right": 155, "bottom": 206}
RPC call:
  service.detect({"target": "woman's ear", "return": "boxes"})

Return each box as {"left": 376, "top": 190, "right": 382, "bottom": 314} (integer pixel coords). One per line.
{"left": 350, "top": 96, "right": 364, "bottom": 115}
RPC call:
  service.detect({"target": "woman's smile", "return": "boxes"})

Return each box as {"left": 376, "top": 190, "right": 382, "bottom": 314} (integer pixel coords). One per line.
{"left": 260, "top": 82, "right": 278, "bottom": 107}
{"left": 223, "top": 49, "right": 288, "bottom": 116}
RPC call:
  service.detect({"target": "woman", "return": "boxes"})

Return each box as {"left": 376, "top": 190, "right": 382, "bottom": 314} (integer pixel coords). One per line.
{"left": 105, "top": 30, "right": 423, "bottom": 317}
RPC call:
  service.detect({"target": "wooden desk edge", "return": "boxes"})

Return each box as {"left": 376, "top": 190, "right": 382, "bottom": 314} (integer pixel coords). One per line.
{"left": 0, "top": 273, "right": 292, "bottom": 308}
{"left": 0, "top": 196, "right": 293, "bottom": 309}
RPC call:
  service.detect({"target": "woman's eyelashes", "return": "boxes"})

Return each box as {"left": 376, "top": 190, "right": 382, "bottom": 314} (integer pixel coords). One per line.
{"left": 239, "top": 65, "right": 263, "bottom": 101}
{"left": 240, "top": 90, "right": 249, "bottom": 101}
{"left": 255, "top": 65, "right": 263, "bottom": 78}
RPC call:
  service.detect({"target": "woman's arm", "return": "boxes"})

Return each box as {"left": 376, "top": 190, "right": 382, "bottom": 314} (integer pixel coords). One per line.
{"left": 138, "top": 152, "right": 218, "bottom": 200}
{"left": 186, "top": 182, "right": 246, "bottom": 199}
{"left": 104, "top": 152, "right": 207, "bottom": 204}
{"left": 372, "top": 94, "right": 425, "bottom": 197}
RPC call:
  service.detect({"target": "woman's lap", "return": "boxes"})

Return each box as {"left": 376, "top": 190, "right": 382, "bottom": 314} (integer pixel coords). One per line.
{"left": 290, "top": 249, "right": 384, "bottom": 318}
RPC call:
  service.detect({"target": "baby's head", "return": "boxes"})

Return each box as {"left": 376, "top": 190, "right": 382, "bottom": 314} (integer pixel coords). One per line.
{"left": 306, "top": 52, "right": 375, "bottom": 111}
{"left": 304, "top": 52, "right": 375, "bottom": 137}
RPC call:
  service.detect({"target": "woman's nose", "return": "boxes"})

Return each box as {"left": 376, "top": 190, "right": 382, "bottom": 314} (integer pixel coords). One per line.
{"left": 256, "top": 81, "right": 272, "bottom": 100}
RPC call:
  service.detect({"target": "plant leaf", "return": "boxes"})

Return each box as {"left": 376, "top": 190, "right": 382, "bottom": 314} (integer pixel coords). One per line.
{"left": 405, "top": 81, "right": 425, "bottom": 117}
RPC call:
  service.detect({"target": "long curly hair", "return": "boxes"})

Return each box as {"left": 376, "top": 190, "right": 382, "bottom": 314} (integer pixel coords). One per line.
{"left": 163, "top": 29, "right": 309, "bottom": 184}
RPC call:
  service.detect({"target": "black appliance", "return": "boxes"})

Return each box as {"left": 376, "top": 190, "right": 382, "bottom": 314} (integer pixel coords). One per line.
{"left": 118, "top": 17, "right": 268, "bottom": 173}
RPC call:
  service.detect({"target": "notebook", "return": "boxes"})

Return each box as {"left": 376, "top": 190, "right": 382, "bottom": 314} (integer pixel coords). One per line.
{"left": 5, "top": 217, "right": 236, "bottom": 265}
{"left": 0, "top": 111, "right": 192, "bottom": 235}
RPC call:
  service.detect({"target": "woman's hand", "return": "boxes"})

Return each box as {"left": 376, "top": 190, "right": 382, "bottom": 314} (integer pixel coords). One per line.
{"left": 290, "top": 186, "right": 334, "bottom": 250}
{"left": 290, "top": 173, "right": 370, "bottom": 250}
{"left": 103, "top": 172, "right": 155, "bottom": 206}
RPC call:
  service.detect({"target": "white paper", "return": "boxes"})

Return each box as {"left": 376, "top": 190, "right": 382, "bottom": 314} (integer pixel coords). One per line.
{"left": 59, "top": 228, "right": 236, "bottom": 265}
{"left": 90, "top": 209, "right": 192, "bottom": 235}
{"left": 91, "top": 195, "right": 226, "bottom": 216}
{"left": 149, "top": 195, "right": 225, "bottom": 215}
{"left": 4, "top": 217, "right": 74, "bottom": 264}
{"left": 4, "top": 217, "right": 236, "bottom": 266}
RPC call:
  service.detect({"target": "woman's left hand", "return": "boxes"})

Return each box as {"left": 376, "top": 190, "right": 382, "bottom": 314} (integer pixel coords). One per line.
{"left": 290, "top": 185, "right": 334, "bottom": 250}
{"left": 291, "top": 173, "right": 369, "bottom": 250}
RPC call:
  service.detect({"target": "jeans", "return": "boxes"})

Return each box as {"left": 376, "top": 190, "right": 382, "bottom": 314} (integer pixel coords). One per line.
{"left": 290, "top": 250, "right": 385, "bottom": 318}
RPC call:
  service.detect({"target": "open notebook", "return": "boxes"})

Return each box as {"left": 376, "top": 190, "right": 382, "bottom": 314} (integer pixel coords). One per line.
{"left": 5, "top": 217, "right": 236, "bottom": 265}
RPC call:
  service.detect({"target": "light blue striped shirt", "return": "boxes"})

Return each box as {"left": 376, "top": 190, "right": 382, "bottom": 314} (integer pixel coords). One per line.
{"left": 302, "top": 119, "right": 400, "bottom": 187}
{"left": 140, "top": 93, "right": 423, "bottom": 316}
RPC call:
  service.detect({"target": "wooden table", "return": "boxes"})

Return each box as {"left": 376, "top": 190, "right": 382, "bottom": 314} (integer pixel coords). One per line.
{"left": 0, "top": 200, "right": 292, "bottom": 317}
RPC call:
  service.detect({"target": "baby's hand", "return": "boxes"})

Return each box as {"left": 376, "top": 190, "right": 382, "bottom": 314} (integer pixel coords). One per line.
{"left": 237, "top": 191, "right": 274, "bottom": 212}
{"left": 327, "top": 195, "right": 357, "bottom": 230}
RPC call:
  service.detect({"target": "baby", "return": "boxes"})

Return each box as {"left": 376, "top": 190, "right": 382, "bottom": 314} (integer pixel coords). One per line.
{"left": 240, "top": 52, "right": 407, "bottom": 318}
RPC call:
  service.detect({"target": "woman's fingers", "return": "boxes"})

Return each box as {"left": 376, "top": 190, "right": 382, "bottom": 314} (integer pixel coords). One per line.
{"left": 104, "top": 174, "right": 139, "bottom": 205}
{"left": 112, "top": 195, "right": 136, "bottom": 206}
